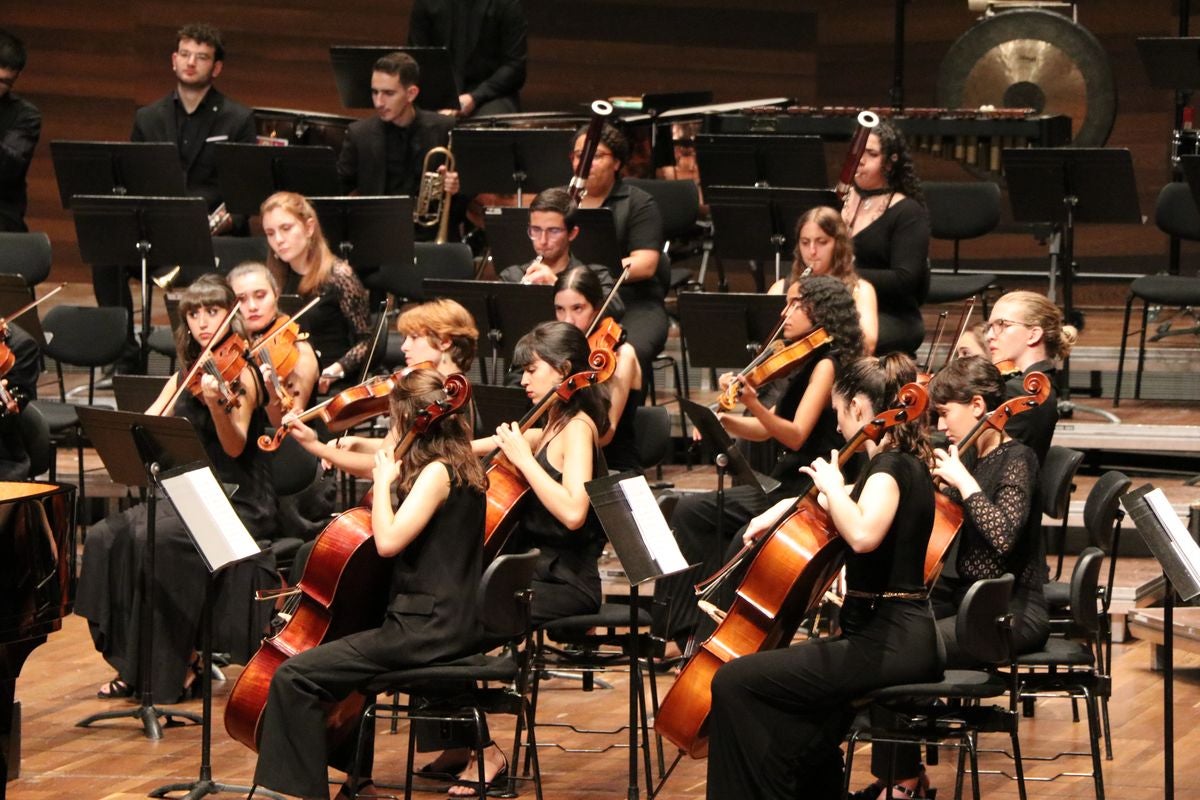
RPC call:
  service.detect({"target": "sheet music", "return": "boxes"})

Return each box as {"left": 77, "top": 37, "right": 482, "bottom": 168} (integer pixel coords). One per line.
{"left": 159, "top": 466, "right": 261, "bottom": 573}
{"left": 618, "top": 476, "right": 688, "bottom": 574}
{"left": 1144, "top": 489, "right": 1200, "bottom": 590}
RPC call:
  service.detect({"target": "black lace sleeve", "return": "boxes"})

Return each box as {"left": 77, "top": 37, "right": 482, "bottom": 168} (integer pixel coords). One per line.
{"left": 329, "top": 260, "right": 372, "bottom": 375}
{"left": 962, "top": 443, "right": 1035, "bottom": 556}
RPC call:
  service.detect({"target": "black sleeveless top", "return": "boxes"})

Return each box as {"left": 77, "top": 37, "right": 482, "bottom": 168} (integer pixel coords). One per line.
{"left": 845, "top": 450, "right": 934, "bottom": 594}
{"left": 771, "top": 356, "right": 842, "bottom": 493}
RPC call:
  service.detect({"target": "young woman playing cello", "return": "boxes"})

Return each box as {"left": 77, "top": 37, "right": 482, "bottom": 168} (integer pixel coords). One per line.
{"left": 252, "top": 368, "right": 486, "bottom": 800}
{"left": 705, "top": 353, "right": 940, "bottom": 800}
{"left": 77, "top": 274, "right": 278, "bottom": 703}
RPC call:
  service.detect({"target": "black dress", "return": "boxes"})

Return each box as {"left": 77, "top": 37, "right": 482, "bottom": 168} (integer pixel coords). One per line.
{"left": 706, "top": 451, "right": 940, "bottom": 800}
{"left": 602, "top": 380, "right": 644, "bottom": 473}
{"left": 853, "top": 197, "right": 931, "bottom": 356}
{"left": 284, "top": 259, "right": 372, "bottom": 383}
{"left": 1003, "top": 360, "right": 1059, "bottom": 466}
{"left": 76, "top": 377, "right": 279, "bottom": 702}
{"left": 253, "top": 475, "right": 485, "bottom": 799}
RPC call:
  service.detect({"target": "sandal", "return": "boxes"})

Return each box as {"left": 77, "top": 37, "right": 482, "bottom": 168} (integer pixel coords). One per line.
{"left": 417, "top": 752, "right": 470, "bottom": 778}
{"left": 96, "top": 677, "right": 134, "bottom": 700}
{"left": 447, "top": 748, "right": 508, "bottom": 797}
{"left": 334, "top": 778, "right": 375, "bottom": 800}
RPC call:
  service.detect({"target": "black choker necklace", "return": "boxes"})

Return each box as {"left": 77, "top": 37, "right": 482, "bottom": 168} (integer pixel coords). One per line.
{"left": 854, "top": 184, "right": 891, "bottom": 197}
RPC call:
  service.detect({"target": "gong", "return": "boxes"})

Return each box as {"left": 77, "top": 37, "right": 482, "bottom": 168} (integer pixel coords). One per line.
{"left": 937, "top": 9, "right": 1116, "bottom": 146}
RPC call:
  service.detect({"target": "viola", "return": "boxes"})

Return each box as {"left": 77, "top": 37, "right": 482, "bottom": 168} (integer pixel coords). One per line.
{"left": 717, "top": 327, "right": 831, "bottom": 411}
{"left": 0, "top": 283, "right": 67, "bottom": 417}
{"left": 655, "top": 382, "right": 929, "bottom": 758}
{"left": 225, "top": 372, "right": 473, "bottom": 754}
{"left": 586, "top": 316, "right": 626, "bottom": 354}
{"left": 258, "top": 361, "right": 433, "bottom": 452}
{"left": 482, "top": 344, "right": 618, "bottom": 562}
{"left": 252, "top": 319, "right": 303, "bottom": 412}
{"left": 186, "top": 333, "right": 251, "bottom": 413}
{"left": 994, "top": 359, "right": 1021, "bottom": 379}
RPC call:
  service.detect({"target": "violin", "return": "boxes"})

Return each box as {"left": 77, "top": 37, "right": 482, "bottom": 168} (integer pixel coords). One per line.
{"left": 586, "top": 316, "right": 626, "bottom": 354}
{"left": 994, "top": 359, "right": 1021, "bottom": 379}
{"left": 482, "top": 342, "right": 618, "bottom": 562}
{"left": 226, "top": 372, "right": 473, "bottom": 754}
{"left": 248, "top": 297, "right": 321, "bottom": 414}
{"left": 258, "top": 361, "right": 434, "bottom": 452}
{"left": 717, "top": 327, "right": 832, "bottom": 411}
{"left": 656, "top": 382, "right": 929, "bottom": 758}
{"left": 186, "top": 333, "right": 250, "bottom": 413}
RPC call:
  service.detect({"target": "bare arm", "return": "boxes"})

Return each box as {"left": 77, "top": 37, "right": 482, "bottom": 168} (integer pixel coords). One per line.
{"left": 495, "top": 417, "right": 595, "bottom": 530}
{"left": 370, "top": 458, "right": 452, "bottom": 557}
{"left": 801, "top": 451, "right": 899, "bottom": 554}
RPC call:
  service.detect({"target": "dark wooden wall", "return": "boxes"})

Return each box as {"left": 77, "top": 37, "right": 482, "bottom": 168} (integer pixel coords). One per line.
{"left": 6, "top": 1, "right": 1194, "bottom": 283}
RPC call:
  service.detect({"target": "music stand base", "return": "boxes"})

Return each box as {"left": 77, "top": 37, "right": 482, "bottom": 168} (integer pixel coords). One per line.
{"left": 75, "top": 702, "right": 202, "bottom": 740}
{"left": 1057, "top": 400, "right": 1121, "bottom": 424}
{"left": 149, "top": 780, "right": 286, "bottom": 800}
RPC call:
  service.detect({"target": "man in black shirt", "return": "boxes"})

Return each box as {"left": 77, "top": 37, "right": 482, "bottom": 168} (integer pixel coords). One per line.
{"left": 0, "top": 29, "right": 40, "bottom": 233}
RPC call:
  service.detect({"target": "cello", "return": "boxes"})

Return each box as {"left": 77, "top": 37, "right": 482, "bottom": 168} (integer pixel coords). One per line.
{"left": 655, "top": 382, "right": 929, "bottom": 758}
{"left": 224, "top": 372, "right": 471, "bottom": 752}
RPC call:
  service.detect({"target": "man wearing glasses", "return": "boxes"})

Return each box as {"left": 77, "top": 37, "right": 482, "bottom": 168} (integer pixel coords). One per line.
{"left": 0, "top": 28, "right": 39, "bottom": 233}
{"left": 497, "top": 186, "right": 623, "bottom": 317}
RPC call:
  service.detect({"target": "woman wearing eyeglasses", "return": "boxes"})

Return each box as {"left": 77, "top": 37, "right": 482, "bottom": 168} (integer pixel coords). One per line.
{"left": 984, "top": 290, "right": 1077, "bottom": 465}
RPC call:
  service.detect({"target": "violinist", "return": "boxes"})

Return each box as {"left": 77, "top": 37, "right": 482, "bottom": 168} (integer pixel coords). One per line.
{"left": 554, "top": 266, "right": 642, "bottom": 471}
{"left": 227, "top": 261, "right": 319, "bottom": 424}
{"left": 0, "top": 320, "right": 40, "bottom": 479}
{"left": 261, "top": 191, "right": 372, "bottom": 394}
{"left": 252, "top": 368, "right": 487, "bottom": 800}
{"left": 855, "top": 356, "right": 1050, "bottom": 800}
{"left": 769, "top": 205, "right": 878, "bottom": 355}
{"left": 657, "top": 275, "right": 864, "bottom": 657}
{"left": 77, "top": 275, "right": 278, "bottom": 704}
{"left": 985, "top": 290, "right": 1077, "bottom": 465}
{"left": 706, "top": 353, "right": 940, "bottom": 800}
{"left": 419, "top": 321, "right": 610, "bottom": 791}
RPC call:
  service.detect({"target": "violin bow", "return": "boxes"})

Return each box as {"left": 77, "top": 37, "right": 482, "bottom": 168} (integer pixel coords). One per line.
{"left": 941, "top": 297, "right": 977, "bottom": 371}
{"left": 330, "top": 299, "right": 393, "bottom": 447}
{"left": 0, "top": 282, "right": 67, "bottom": 328}
{"left": 585, "top": 263, "right": 632, "bottom": 337}
{"left": 158, "top": 302, "right": 242, "bottom": 415}
{"left": 248, "top": 296, "right": 321, "bottom": 357}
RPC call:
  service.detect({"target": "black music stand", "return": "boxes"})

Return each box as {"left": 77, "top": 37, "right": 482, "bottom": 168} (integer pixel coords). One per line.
{"left": 473, "top": 384, "right": 531, "bottom": 433}
{"left": 585, "top": 472, "right": 689, "bottom": 800}
{"left": 73, "top": 408, "right": 210, "bottom": 739}
{"left": 678, "top": 399, "right": 780, "bottom": 496}
{"left": 485, "top": 206, "right": 624, "bottom": 277}
{"left": 1120, "top": 484, "right": 1200, "bottom": 800}
{"left": 423, "top": 278, "right": 554, "bottom": 383}
{"left": 1002, "top": 148, "right": 1140, "bottom": 420}
{"left": 148, "top": 462, "right": 285, "bottom": 800}
{"left": 705, "top": 186, "right": 839, "bottom": 291}
{"left": 308, "top": 196, "right": 415, "bottom": 278}
{"left": 70, "top": 195, "right": 215, "bottom": 372}
{"left": 695, "top": 134, "right": 828, "bottom": 189}
{"left": 329, "top": 45, "right": 459, "bottom": 111}
{"left": 453, "top": 128, "right": 574, "bottom": 203}
{"left": 215, "top": 144, "right": 340, "bottom": 217}
{"left": 49, "top": 141, "right": 187, "bottom": 209}
{"left": 676, "top": 291, "right": 785, "bottom": 371}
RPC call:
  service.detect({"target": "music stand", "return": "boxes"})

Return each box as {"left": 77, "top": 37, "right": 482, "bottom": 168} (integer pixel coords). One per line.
{"left": 676, "top": 291, "right": 786, "bottom": 372}
{"left": 585, "top": 472, "right": 689, "bottom": 800}
{"left": 215, "top": 144, "right": 340, "bottom": 218}
{"left": 423, "top": 278, "right": 554, "bottom": 382}
{"left": 113, "top": 375, "right": 170, "bottom": 412}
{"left": 308, "top": 196, "right": 415, "bottom": 278}
{"left": 452, "top": 128, "right": 574, "bottom": 203}
{"left": 73, "top": 408, "right": 210, "bottom": 739}
{"left": 1002, "top": 148, "right": 1140, "bottom": 419}
{"left": 49, "top": 141, "right": 187, "bottom": 209}
{"left": 678, "top": 399, "right": 780, "bottom": 496}
{"left": 695, "top": 134, "right": 828, "bottom": 189}
{"left": 705, "top": 186, "right": 839, "bottom": 290}
{"left": 473, "top": 384, "right": 531, "bottom": 433}
{"left": 70, "top": 195, "right": 215, "bottom": 372}
{"left": 329, "top": 45, "right": 459, "bottom": 112}
{"left": 1120, "top": 484, "right": 1200, "bottom": 800}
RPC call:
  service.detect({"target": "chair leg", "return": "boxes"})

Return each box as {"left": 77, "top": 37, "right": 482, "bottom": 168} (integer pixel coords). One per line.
{"left": 842, "top": 730, "right": 861, "bottom": 800}
{"left": 1009, "top": 716, "right": 1028, "bottom": 800}
{"left": 1082, "top": 686, "right": 1106, "bottom": 800}
{"left": 967, "top": 731, "right": 982, "bottom": 800}
{"left": 1114, "top": 295, "right": 1134, "bottom": 407}
{"left": 1135, "top": 301, "right": 1150, "bottom": 401}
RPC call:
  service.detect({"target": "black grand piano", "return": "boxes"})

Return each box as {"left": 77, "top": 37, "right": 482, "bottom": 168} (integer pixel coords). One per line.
{"left": 0, "top": 482, "right": 76, "bottom": 788}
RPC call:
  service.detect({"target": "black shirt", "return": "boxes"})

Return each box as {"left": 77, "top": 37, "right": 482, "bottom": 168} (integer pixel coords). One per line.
{"left": 0, "top": 93, "right": 41, "bottom": 232}
{"left": 384, "top": 122, "right": 418, "bottom": 196}
{"left": 846, "top": 450, "right": 934, "bottom": 594}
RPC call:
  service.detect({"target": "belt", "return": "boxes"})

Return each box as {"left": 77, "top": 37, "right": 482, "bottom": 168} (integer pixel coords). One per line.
{"left": 843, "top": 589, "right": 928, "bottom": 602}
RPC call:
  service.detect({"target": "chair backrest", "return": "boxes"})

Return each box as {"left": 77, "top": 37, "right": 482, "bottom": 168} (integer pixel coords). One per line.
{"left": 632, "top": 405, "right": 671, "bottom": 470}
{"left": 381, "top": 242, "right": 475, "bottom": 302}
{"left": 0, "top": 232, "right": 52, "bottom": 285}
{"left": 1083, "top": 470, "right": 1130, "bottom": 553}
{"left": 955, "top": 573, "right": 1015, "bottom": 666}
{"left": 16, "top": 403, "right": 51, "bottom": 478}
{"left": 623, "top": 178, "right": 700, "bottom": 243}
{"left": 0, "top": 274, "right": 46, "bottom": 347}
{"left": 1154, "top": 182, "right": 1200, "bottom": 242}
{"left": 477, "top": 549, "right": 540, "bottom": 641}
{"left": 211, "top": 236, "right": 271, "bottom": 275}
{"left": 1070, "top": 547, "right": 1105, "bottom": 632}
{"left": 1040, "top": 445, "right": 1084, "bottom": 520}
{"left": 269, "top": 435, "right": 321, "bottom": 496}
{"left": 42, "top": 305, "right": 131, "bottom": 368}
{"left": 923, "top": 182, "right": 1002, "bottom": 242}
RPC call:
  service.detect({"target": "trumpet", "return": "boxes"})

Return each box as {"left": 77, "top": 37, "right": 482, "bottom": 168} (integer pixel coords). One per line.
{"left": 415, "top": 145, "right": 455, "bottom": 244}
{"left": 152, "top": 265, "right": 182, "bottom": 290}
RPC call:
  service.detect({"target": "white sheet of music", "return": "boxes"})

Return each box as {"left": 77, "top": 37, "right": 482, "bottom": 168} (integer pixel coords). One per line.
{"left": 159, "top": 466, "right": 261, "bottom": 573}
{"left": 618, "top": 475, "right": 688, "bottom": 574}
{"left": 1145, "top": 488, "right": 1200, "bottom": 588}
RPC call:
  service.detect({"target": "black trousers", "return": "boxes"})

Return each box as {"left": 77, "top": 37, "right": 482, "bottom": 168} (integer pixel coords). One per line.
{"left": 621, "top": 297, "right": 669, "bottom": 389}
{"left": 706, "top": 598, "right": 940, "bottom": 800}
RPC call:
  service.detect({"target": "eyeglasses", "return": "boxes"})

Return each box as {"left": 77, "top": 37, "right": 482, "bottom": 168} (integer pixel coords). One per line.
{"left": 984, "top": 318, "right": 1031, "bottom": 336}
{"left": 527, "top": 225, "right": 567, "bottom": 239}
{"left": 176, "top": 49, "right": 214, "bottom": 63}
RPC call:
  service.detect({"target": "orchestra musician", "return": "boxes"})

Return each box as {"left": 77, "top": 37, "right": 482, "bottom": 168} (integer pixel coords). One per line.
{"left": 570, "top": 121, "right": 667, "bottom": 382}
{"left": 985, "top": 290, "right": 1076, "bottom": 465}
{"left": 553, "top": 266, "right": 641, "bottom": 471}
{"left": 251, "top": 368, "right": 487, "bottom": 800}
{"left": 0, "top": 321, "right": 41, "bottom": 479}
{"left": 840, "top": 120, "right": 930, "bottom": 358}
{"left": 260, "top": 191, "right": 372, "bottom": 394}
{"left": 419, "top": 321, "right": 610, "bottom": 792}
{"left": 769, "top": 206, "right": 879, "bottom": 355}
{"left": 498, "top": 186, "right": 624, "bottom": 319}
{"left": 657, "top": 275, "right": 865, "bottom": 658}
{"left": 76, "top": 274, "right": 278, "bottom": 704}
{"left": 855, "top": 356, "right": 1050, "bottom": 800}
{"left": 0, "top": 28, "right": 40, "bottom": 234}
{"left": 706, "top": 353, "right": 939, "bottom": 800}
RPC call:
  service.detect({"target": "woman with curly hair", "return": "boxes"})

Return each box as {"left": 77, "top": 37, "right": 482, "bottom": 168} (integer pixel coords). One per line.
{"left": 657, "top": 274, "right": 866, "bottom": 657}
{"left": 841, "top": 120, "right": 930, "bottom": 357}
